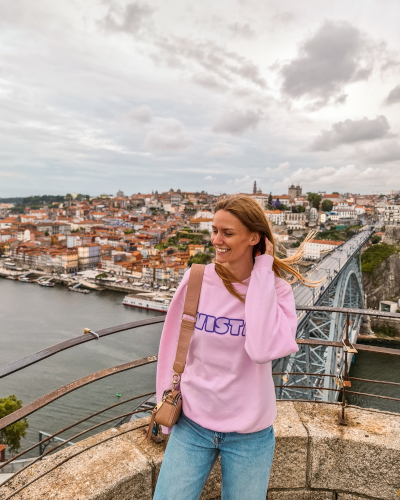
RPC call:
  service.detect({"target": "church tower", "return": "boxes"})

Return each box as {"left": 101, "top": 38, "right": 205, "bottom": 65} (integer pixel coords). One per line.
{"left": 253, "top": 180, "right": 257, "bottom": 194}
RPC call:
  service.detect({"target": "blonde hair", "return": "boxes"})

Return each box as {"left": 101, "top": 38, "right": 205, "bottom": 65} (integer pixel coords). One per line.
{"left": 213, "top": 195, "right": 325, "bottom": 303}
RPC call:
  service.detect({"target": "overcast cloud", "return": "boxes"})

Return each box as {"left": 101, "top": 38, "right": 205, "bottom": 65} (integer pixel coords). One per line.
{"left": 386, "top": 84, "right": 400, "bottom": 105}
{"left": 309, "top": 116, "right": 392, "bottom": 151}
{"left": 0, "top": 0, "right": 399, "bottom": 196}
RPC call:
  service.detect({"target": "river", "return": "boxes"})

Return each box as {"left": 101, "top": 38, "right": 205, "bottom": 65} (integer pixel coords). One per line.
{"left": 0, "top": 278, "right": 399, "bottom": 458}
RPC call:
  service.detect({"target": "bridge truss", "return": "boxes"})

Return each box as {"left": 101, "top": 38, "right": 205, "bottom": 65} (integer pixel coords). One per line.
{"left": 276, "top": 249, "right": 366, "bottom": 402}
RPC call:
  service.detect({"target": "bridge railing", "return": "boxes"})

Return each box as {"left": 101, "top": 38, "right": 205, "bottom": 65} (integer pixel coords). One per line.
{"left": 0, "top": 306, "right": 399, "bottom": 499}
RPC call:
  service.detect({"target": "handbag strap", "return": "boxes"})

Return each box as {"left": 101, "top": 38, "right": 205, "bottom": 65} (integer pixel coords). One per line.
{"left": 172, "top": 263, "right": 205, "bottom": 375}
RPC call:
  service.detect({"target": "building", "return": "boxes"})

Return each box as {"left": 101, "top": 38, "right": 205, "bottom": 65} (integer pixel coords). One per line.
{"left": 322, "top": 193, "right": 344, "bottom": 202}
{"left": 195, "top": 210, "right": 213, "bottom": 219}
{"left": 190, "top": 217, "right": 212, "bottom": 232}
{"left": 188, "top": 244, "right": 205, "bottom": 257}
{"left": 264, "top": 210, "right": 285, "bottom": 225}
{"left": 305, "top": 239, "right": 343, "bottom": 260}
{"left": 285, "top": 212, "right": 307, "bottom": 227}
{"left": 288, "top": 184, "right": 302, "bottom": 198}
{"left": 36, "top": 222, "right": 71, "bottom": 236}
{"left": 384, "top": 204, "right": 400, "bottom": 225}
{"left": 78, "top": 244, "right": 101, "bottom": 269}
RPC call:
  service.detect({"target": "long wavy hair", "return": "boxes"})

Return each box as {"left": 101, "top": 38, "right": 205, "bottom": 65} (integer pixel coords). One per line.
{"left": 213, "top": 195, "right": 325, "bottom": 303}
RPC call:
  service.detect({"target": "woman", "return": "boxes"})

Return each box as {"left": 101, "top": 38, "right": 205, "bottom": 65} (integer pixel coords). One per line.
{"left": 153, "top": 195, "right": 322, "bottom": 500}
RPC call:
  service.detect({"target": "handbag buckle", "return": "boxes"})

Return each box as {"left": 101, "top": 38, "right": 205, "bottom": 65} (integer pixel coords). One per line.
{"left": 182, "top": 313, "right": 197, "bottom": 322}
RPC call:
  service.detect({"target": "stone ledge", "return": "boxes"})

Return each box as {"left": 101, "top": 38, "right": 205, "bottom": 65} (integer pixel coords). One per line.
{"left": 267, "top": 489, "right": 335, "bottom": 500}
{"left": 294, "top": 402, "right": 400, "bottom": 500}
{"left": 0, "top": 403, "right": 399, "bottom": 500}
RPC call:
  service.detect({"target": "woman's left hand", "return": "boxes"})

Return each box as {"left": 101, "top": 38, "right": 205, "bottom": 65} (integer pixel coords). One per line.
{"left": 255, "top": 236, "right": 274, "bottom": 257}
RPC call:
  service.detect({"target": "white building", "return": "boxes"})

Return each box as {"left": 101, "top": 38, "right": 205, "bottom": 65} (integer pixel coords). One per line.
{"left": 354, "top": 206, "right": 366, "bottom": 215}
{"left": 67, "top": 236, "right": 82, "bottom": 248}
{"left": 385, "top": 204, "right": 400, "bottom": 225}
{"left": 195, "top": 210, "right": 214, "bottom": 219}
{"left": 305, "top": 239, "right": 343, "bottom": 260}
{"left": 264, "top": 210, "right": 285, "bottom": 225}
{"left": 336, "top": 209, "right": 357, "bottom": 219}
{"left": 309, "top": 207, "right": 318, "bottom": 224}
{"left": 328, "top": 213, "right": 340, "bottom": 222}
{"left": 190, "top": 217, "right": 213, "bottom": 232}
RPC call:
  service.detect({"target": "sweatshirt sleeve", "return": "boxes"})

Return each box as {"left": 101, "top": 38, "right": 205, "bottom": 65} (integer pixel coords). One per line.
{"left": 155, "top": 268, "right": 190, "bottom": 434}
{"left": 244, "top": 254, "right": 299, "bottom": 364}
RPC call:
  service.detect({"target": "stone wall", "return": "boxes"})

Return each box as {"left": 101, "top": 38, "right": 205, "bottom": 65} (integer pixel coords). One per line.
{"left": 0, "top": 402, "right": 399, "bottom": 500}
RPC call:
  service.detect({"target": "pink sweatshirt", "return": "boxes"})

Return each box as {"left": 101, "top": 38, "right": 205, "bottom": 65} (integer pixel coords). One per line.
{"left": 156, "top": 254, "right": 299, "bottom": 434}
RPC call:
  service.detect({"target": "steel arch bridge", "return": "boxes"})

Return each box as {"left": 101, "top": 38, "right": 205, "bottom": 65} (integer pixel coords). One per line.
{"left": 275, "top": 226, "right": 375, "bottom": 402}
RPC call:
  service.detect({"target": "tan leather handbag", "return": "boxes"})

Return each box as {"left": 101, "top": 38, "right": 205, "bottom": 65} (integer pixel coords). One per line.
{"left": 146, "top": 263, "right": 205, "bottom": 441}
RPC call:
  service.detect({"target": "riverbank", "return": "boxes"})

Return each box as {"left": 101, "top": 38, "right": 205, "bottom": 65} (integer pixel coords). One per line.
{"left": 0, "top": 268, "right": 174, "bottom": 298}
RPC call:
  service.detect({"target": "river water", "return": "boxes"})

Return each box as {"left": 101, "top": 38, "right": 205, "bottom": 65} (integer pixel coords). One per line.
{"left": 0, "top": 278, "right": 399, "bottom": 458}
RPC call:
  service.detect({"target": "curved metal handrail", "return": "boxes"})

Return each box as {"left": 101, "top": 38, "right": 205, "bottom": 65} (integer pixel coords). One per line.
{"left": 0, "top": 355, "right": 158, "bottom": 429}
{"left": 1, "top": 306, "right": 399, "bottom": 382}
{"left": 0, "top": 315, "right": 166, "bottom": 380}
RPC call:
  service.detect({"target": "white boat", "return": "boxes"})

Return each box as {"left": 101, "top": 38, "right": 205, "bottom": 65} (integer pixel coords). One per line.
{"left": 19, "top": 277, "right": 32, "bottom": 282}
{"left": 123, "top": 295, "right": 170, "bottom": 312}
{"left": 39, "top": 281, "right": 55, "bottom": 287}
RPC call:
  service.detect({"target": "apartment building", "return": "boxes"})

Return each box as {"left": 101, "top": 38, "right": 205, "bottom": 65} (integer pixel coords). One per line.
{"left": 264, "top": 210, "right": 285, "bottom": 225}
{"left": 305, "top": 239, "right": 343, "bottom": 260}
{"left": 190, "top": 217, "right": 212, "bottom": 232}
{"left": 385, "top": 204, "right": 400, "bottom": 225}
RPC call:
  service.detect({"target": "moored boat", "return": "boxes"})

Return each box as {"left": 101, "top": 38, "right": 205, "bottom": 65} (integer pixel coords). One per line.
{"left": 122, "top": 295, "right": 170, "bottom": 312}
{"left": 39, "top": 281, "right": 55, "bottom": 287}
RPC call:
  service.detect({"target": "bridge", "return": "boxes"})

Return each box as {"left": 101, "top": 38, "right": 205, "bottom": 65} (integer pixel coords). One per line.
{"left": 276, "top": 226, "right": 376, "bottom": 401}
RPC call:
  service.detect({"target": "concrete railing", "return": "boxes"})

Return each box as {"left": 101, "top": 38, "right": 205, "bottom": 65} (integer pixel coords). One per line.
{"left": 0, "top": 402, "right": 399, "bottom": 500}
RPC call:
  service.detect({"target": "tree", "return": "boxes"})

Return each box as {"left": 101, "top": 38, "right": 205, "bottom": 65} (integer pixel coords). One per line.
{"left": 307, "top": 193, "right": 322, "bottom": 210}
{"left": 44, "top": 231, "right": 50, "bottom": 236}
{"left": 332, "top": 191, "right": 339, "bottom": 195}
{"left": 188, "top": 253, "right": 213, "bottom": 266}
{"left": 321, "top": 199, "right": 334, "bottom": 212}
{"left": 268, "top": 192, "right": 273, "bottom": 210}
{"left": 0, "top": 395, "right": 29, "bottom": 455}
{"left": 371, "top": 235, "right": 381, "bottom": 245}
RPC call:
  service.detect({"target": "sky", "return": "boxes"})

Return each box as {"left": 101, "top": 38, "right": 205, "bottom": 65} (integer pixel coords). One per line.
{"left": 0, "top": 0, "right": 400, "bottom": 197}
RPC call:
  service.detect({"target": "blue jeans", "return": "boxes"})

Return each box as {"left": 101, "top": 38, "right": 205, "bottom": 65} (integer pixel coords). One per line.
{"left": 153, "top": 410, "right": 275, "bottom": 500}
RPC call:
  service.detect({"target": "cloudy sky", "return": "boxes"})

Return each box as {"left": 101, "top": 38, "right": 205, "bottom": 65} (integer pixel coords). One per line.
{"left": 1, "top": 0, "right": 400, "bottom": 197}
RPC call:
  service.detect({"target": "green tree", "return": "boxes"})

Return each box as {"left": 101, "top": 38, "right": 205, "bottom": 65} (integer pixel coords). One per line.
{"left": 321, "top": 199, "right": 333, "bottom": 212}
{"left": 188, "top": 253, "right": 213, "bottom": 266}
{"left": 332, "top": 191, "right": 339, "bottom": 194}
{"left": 0, "top": 395, "right": 29, "bottom": 454}
{"left": 371, "top": 235, "right": 381, "bottom": 244}
{"left": 267, "top": 192, "right": 273, "bottom": 210}
{"left": 307, "top": 193, "right": 322, "bottom": 210}
{"left": 44, "top": 231, "right": 50, "bottom": 236}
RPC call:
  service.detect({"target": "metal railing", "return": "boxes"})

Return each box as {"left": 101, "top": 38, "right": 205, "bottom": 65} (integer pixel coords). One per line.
{"left": 0, "top": 306, "right": 399, "bottom": 499}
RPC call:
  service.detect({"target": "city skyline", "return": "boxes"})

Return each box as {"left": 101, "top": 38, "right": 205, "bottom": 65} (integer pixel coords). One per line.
{"left": 0, "top": 0, "right": 400, "bottom": 196}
